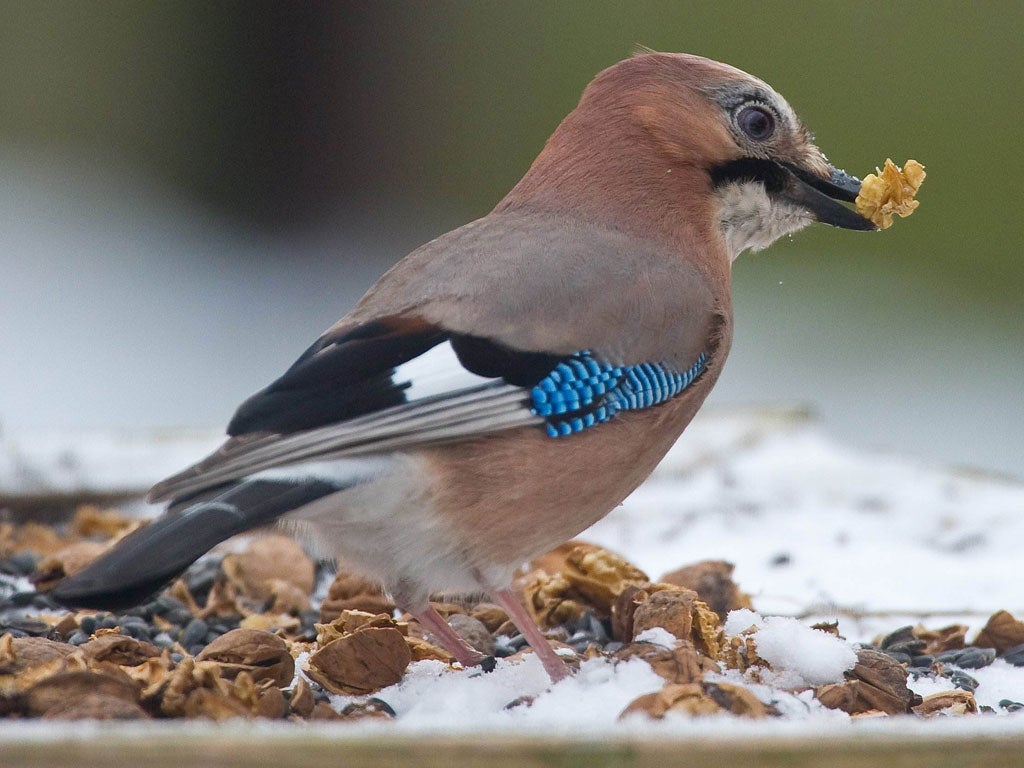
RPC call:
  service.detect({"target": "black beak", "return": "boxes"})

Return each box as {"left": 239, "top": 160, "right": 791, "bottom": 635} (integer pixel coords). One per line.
{"left": 781, "top": 162, "right": 877, "bottom": 231}
{"left": 709, "top": 158, "right": 876, "bottom": 231}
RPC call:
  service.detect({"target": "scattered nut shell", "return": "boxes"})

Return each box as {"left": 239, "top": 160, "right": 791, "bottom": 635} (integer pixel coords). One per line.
{"left": 287, "top": 677, "right": 316, "bottom": 718}
{"left": 614, "top": 640, "right": 719, "bottom": 685}
{"left": 306, "top": 627, "right": 412, "bottom": 695}
{"left": 913, "top": 623, "right": 967, "bottom": 655}
{"left": 195, "top": 628, "right": 295, "bottom": 687}
{"left": 620, "top": 683, "right": 721, "bottom": 719}
{"left": 913, "top": 689, "right": 978, "bottom": 717}
{"left": 519, "top": 542, "right": 650, "bottom": 627}
{"left": 320, "top": 570, "right": 395, "bottom": 621}
{"left": 974, "top": 610, "right": 1024, "bottom": 654}
{"left": 42, "top": 691, "right": 149, "bottom": 720}
{"left": 222, "top": 535, "right": 315, "bottom": 600}
{"left": 659, "top": 560, "right": 752, "bottom": 619}
{"left": 0, "top": 635, "right": 77, "bottom": 674}
{"left": 71, "top": 505, "right": 140, "bottom": 540}
{"left": 23, "top": 670, "right": 140, "bottom": 717}
{"left": 81, "top": 634, "right": 161, "bottom": 666}
{"left": 815, "top": 649, "right": 919, "bottom": 715}
{"left": 30, "top": 541, "right": 109, "bottom": 590}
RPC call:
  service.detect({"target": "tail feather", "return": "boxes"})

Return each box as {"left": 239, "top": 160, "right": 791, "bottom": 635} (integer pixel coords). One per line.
{"left": 50, "top": 477, "right": 345, "bottom": 611}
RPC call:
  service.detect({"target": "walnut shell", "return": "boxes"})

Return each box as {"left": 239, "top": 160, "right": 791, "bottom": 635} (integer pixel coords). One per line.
{"left": 23, "top": 670, "right": 140, "bottom": 717}
{"left": 0, "top": 635, "right": 77, "bottom": 675}
{"left": 659, "top": 560, "right": 752, "bottom": 618}
{"left": 913, "top": 689, "right": 978, "bottom": 717}
{"left": 519, "top": 542, "right": 650, "bottom": 627}
{"left": 42, "top": 692, "right": 149, "bottom": 720}
{"left": 306, "top": 627, "right": 411, "bottom": 695}
{"left": 320, "top": 570, "right": 394, "bottom": 621}
{"left": 614, "top": 639, "right": 719, "bottom": 685}
{"left": 195, "top": 628, "right": 295, "bottom": 687}
{"left": 81, "top": 634, "right": 161, "bottom": 666}
{"left": 973, "top": 610, "right": 1024, "bottom": 654}
{"left": 222, "top": 534, "right": 315, "bottom": 600}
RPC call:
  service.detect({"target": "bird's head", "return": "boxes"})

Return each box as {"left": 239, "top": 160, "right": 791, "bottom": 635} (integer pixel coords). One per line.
{"left": 503, "top": 52, "right": 876, "bottom": 260}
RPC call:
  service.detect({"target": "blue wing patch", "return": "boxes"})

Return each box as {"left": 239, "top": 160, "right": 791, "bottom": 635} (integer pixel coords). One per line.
{"left": 530, "top": 351, "right": 709, "bottom": 437}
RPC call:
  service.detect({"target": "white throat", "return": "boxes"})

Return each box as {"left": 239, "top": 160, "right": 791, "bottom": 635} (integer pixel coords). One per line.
{"left": 715, "top": 180, "right": 815, "bottom": 261}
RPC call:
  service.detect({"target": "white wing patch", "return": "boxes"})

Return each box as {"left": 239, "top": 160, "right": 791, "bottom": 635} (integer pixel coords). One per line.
{"left": 397, "top": 340, "right": 496, "bottom": 401}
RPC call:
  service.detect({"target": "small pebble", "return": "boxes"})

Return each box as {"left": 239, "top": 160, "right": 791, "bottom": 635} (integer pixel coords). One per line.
{"left": 365, "top": 697, "right": 397, "bottom": 716}
{"left": 152, "top": 594, "right": 189, "bottom": 616}
{"left": 879, "top": 625, "right": 916, "bottom": 650}
{"left": 492, "top": 639, "right": 517, "bottom": 658}
{"left": 506, "top": 634, "right": 528, "bottom": 651}
{"left": 0, "top": 618, "right": 50, "bottom": 637}
{"left": 999, "top": 699, "right": 1024, "bottom": 712}
{"left": 153, "top": 632, "right": 176, "bottom": 649}
{"left": 165, "top": 607, "right": 194, "bottom": 626}
{"left": 310, "top": 685, "right": 331, "bottom": 703}
{"left": 297, "top": 610, "right": 320, "bottom": 641}
{"left": 909, "top": 654, "right": 934, "bottom": 668}
{"left": 946, "top": 669, "right": 980, "bottom": 692}
{"left": 184, "top": 558, "right": 222, "bottom": 599}
{"left": 181, "top": 618, "right": 209, "bottom": 647}
{"left": 504, "top": 695, "right": 536, "bottom": 710}
{"left": 122, "top": 604, "right": 152, "bottom": 620}
{"left": 1000, "top": 643, "right": 1024, "bottom": 667}
{"left": 170, "top": 652, "right": 184, "bottom": 663}
{"left": 99, "top": 615, "right": 120, "bottom": 630}
{"left": 567, "top": 631, "right": 596, "bottom": 652}
{"left": 208, "top": 621, "right": 234, "bottom": 635}
{"left": 67, "top": 630, "right": 90, "bottom": 646}
{"left": 956, "top": 647, "right": 997, "bottom": 669}
{"left": 120, "top": 622, "right": 153, "bottom": 641}
{"left": 80, "top": 615, "right": 98, "bottom": 634}
{"left": 886, "top": 640, "right": 927, "bottom": 656}
{"left": 1, "top": 552, "right": 39, "bottom": 576}
{"left": 585, "top": 612, "right": 610, "bottom": 645}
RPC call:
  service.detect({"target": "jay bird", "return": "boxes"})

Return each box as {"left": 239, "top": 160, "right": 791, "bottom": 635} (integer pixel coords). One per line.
{"left": 52, "top": 52, "right": 877, "bottom": 682}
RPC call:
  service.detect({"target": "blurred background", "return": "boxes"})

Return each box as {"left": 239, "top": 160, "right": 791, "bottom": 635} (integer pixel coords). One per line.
{"left": 1, "top": 2, "right": 1021, "bottom": 477}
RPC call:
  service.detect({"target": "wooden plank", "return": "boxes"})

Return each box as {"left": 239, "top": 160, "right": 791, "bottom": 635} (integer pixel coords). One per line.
{"left": 3, "top": 732, "right": 1024, "bottom": 768}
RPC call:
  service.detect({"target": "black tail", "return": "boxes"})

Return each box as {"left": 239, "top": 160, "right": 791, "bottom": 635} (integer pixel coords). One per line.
{"left": 49, "top": 478, "right": 342, "bottom": 611}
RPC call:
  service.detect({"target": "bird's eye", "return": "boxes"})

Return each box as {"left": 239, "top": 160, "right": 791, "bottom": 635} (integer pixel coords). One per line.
{"left": 737, "top": 105, "right": 775, "bottom": 141}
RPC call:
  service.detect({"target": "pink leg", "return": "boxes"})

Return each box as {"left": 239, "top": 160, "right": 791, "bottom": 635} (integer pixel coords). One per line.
{"left": 409, "top": 604, "right": 493, "bottom": 671}
{"left": 492, "top": 588, "right": 571, "bottom": 683}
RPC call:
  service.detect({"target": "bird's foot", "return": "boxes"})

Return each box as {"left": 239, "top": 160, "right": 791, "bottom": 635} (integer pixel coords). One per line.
{"left": 409, "top": 604, "right": 495, "bottom": 671}
{"left": 491, "top": 588, "right": 572, "bottom": 683}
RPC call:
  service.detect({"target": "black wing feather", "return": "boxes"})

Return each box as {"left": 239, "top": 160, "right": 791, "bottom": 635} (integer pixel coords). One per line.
{"left": 228, "top": 320, "right": 446, "bottom": 436}
{"left": 450, "top": 335, "right": 562, "bottom": 386}
{"left": 51, "top": 478, "right": 344, "bottom": 610}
